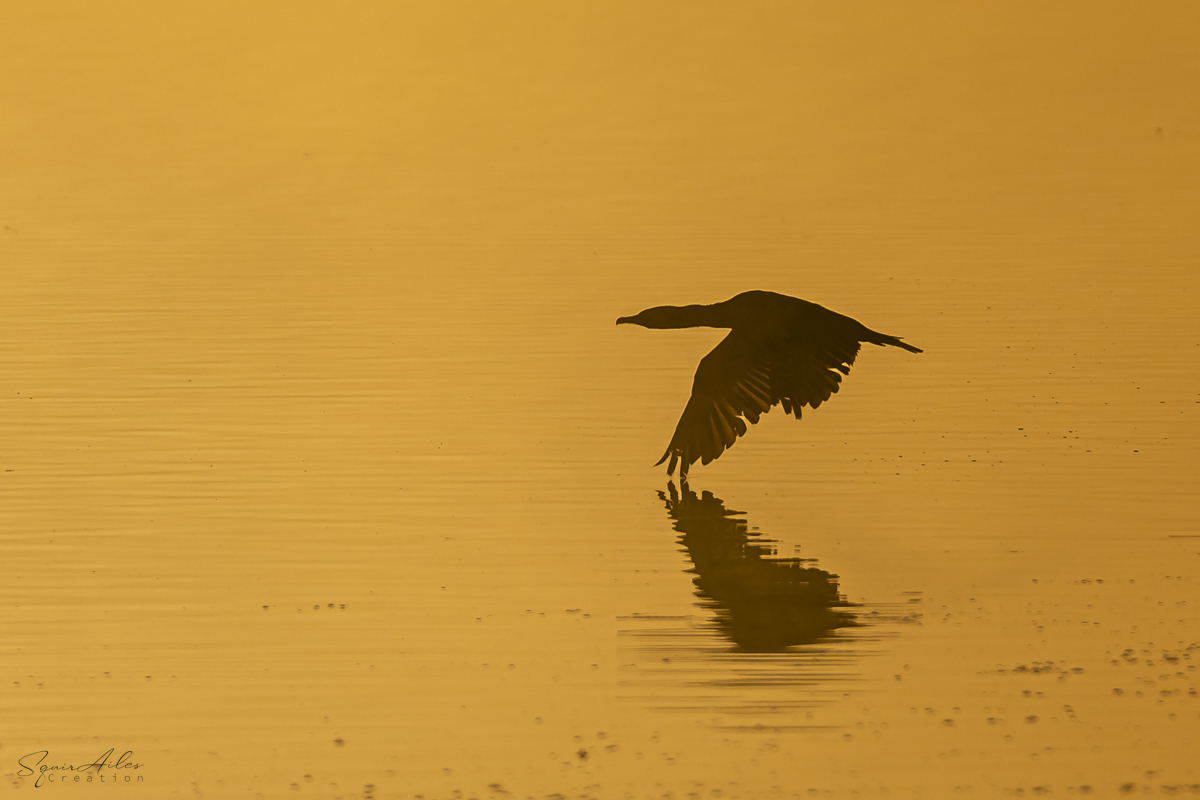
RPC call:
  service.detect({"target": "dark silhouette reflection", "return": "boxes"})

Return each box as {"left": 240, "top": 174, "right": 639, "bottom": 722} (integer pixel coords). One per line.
{"left": 661, "top": 481, "right": 858, "bottom": 653}
{"left": 618, "top": 290, "right": 922, "bottom": 476}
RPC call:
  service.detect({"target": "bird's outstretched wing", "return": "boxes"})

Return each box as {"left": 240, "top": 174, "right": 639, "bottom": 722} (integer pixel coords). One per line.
{"left": 770, "top": 335, "right": 860, "bottom": 418}
{"left": 657, "top": 330, "right": 863, "bottom": 476}
{"left": 656, "top": 331, "right": 771, "bottom": 476}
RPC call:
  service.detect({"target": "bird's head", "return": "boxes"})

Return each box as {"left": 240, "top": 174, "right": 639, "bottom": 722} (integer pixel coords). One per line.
{"left": 616, "top": 304, "right": 712, "bottom": 329}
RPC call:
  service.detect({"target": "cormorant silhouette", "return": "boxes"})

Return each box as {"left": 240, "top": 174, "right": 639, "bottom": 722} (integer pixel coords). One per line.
{"left": 617, "top": 290, "right": 922, "bottom": 476}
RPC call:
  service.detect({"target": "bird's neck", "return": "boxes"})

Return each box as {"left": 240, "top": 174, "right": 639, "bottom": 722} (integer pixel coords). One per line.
{"left": 634, "top": 304, "right": 730, "bottom": 329}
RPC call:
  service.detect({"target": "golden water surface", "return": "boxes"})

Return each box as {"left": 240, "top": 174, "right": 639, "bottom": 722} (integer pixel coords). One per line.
{"left": 3, "top": 2, "right": 1199, "bottom": 797}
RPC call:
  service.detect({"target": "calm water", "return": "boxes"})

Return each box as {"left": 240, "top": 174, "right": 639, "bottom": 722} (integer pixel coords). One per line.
{"left": 3, "top": 3, "right": 1199, "bottom": 797}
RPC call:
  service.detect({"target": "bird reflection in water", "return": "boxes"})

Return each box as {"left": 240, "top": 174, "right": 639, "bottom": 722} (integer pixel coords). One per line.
{"left": 661, "top": 481, "right": 858, "bottom": 653}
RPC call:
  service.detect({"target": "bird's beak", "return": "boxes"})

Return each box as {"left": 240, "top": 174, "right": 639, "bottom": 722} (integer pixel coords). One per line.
{"left": 616, "top": 316, "right": 632, "bottom": 325}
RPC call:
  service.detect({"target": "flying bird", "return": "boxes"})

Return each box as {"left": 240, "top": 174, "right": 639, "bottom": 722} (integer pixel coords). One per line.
{"left": 617, "top": 290, "right": 922, "bottom": 477}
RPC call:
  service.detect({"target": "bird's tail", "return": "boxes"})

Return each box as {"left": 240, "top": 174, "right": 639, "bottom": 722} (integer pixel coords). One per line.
{"left": 867, "top": 331, "right": 923, "bottom": 354}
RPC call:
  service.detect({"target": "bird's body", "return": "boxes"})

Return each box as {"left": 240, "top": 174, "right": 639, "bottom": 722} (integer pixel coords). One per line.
{"left": 617, "top": 290, "right": 922, "bottom": 476}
